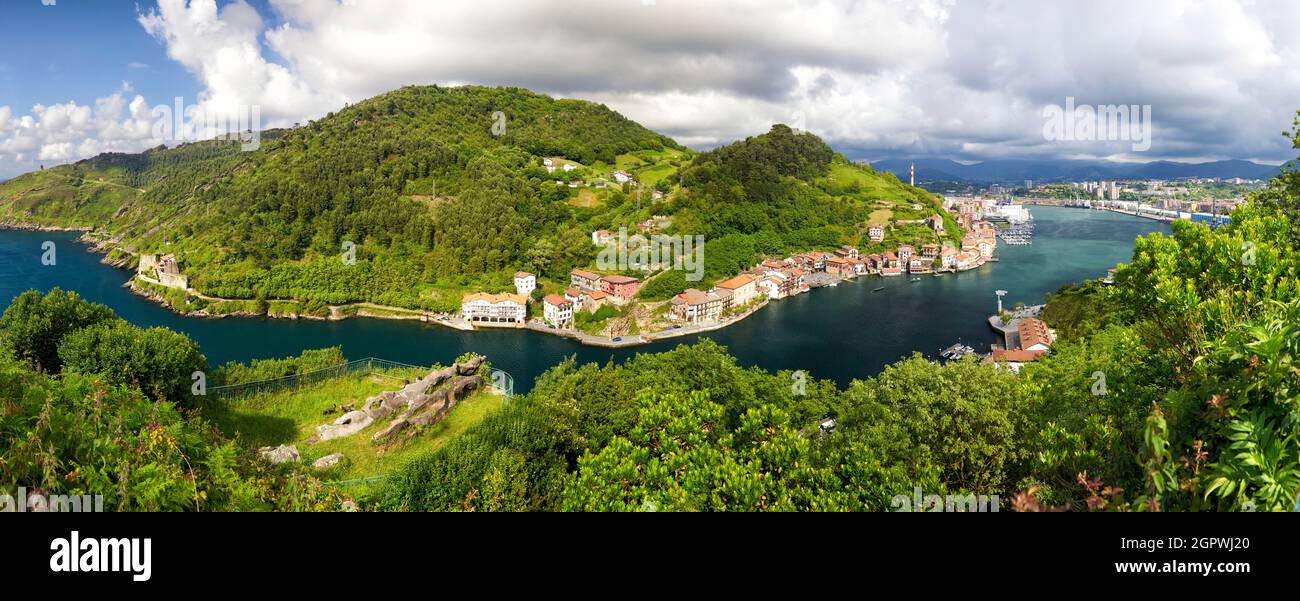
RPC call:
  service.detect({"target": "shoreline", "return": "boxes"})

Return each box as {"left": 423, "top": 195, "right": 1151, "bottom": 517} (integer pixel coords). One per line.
{"left": 6, "top": 220, "right": 996, "bottom": 349}
{"left": 0, "top": 221, "right": 95, "bottom": 233}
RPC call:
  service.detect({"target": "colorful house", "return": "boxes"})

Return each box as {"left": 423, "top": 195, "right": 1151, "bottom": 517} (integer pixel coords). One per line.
{"left": 671, "top": 288, "right": 722, "bottom": 323}
{"left": 599, "top": 275, "right": 642, "bottom": 303}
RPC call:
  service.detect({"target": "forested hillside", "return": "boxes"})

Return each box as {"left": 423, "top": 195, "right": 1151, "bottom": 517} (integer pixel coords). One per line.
{"left": 0, "top": 86, "right": 937, "bottom": 315}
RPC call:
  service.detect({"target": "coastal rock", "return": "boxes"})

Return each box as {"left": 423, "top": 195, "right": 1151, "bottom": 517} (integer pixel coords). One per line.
{"left": 259, "top": 444, "right": 300, "bottom": 464}
{"left": 313, "top": 453, "right": 347, "bottom": 470}
{"left": 316, "top": 411, "right": 373, "bottom": 441}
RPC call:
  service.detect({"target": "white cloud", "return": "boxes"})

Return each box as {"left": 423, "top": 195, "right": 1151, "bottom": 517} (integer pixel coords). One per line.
{"left": 4, "top": 0, "right": 1299, "bottom": 179}
{"left": 0, "top": 85, "right": 162, "bottom": 177}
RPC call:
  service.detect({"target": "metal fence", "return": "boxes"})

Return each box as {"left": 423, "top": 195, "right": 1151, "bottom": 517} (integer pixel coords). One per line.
{"left": 208, "top": 356, "right": 516, "bottom": 402}
{"left": 207, "top": 357, "right": 427, "bottom": 399}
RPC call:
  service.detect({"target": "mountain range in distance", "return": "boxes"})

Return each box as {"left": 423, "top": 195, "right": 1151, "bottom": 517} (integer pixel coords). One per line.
{"left": 867, "top": 157, "right": 1283, "bottom": 184}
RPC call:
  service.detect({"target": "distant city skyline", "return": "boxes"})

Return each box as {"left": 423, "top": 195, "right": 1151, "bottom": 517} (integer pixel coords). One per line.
{"left": 3, "top": 0, "right": 1300, "bottom": 179}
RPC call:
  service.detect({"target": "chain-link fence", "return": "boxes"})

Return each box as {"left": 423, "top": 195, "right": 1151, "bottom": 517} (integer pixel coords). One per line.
{"left": 207, "top": 357, "right": 427, "bottom": 399}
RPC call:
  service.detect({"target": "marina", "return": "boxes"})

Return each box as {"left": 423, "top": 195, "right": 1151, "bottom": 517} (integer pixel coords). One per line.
{"left": 997, "top": 221, "right": 1035, "bottom": 245}
{"left": 939, "top": 343, "right": 977, "bottom": 360}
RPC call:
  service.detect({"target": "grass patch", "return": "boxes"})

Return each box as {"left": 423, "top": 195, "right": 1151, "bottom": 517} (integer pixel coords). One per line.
{"left": 207, "top": 367, "right": 504, "bottom": 481}
{"left": 868, "top": 208, "right": 894, "bottom": 226}
{"left": 568, "top": 188, "right": 603, "bottom": 208}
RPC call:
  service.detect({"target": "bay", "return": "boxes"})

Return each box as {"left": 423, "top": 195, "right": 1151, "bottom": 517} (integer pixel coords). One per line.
{"left": 0, "top": 206, "right": 1168, "bottom": 393}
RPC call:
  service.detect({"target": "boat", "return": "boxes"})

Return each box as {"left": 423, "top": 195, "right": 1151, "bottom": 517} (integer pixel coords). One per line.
{"left": 872, "top": 286, "right": 885, "bottom": 292}
{"left": 910, "top": 277, "right": 922, "bottom": 282}
{"left": 940, "top": 343, "right": 976, "bottom": 360}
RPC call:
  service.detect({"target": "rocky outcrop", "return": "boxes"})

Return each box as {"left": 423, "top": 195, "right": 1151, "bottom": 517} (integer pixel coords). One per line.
{"left": 369, "top": 373, "right": 483, "bottom": 445}
{"left": 313, "top": 453, "right": 347, "bottom": 470}
{"left": 316, "top": 410, "right": 373, "bottom": 441}
{"left": 259, "top": 444, "right": 300, "bottom": 464}
{"left": 303, "top": 356, "right": 488, "bottom": 446}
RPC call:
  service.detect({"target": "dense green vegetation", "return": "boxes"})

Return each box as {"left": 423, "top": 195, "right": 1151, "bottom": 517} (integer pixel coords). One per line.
{"left": 1, "top": 86, "right": 941, "bottom": 314}
{"left": 0, "top": 290, "right": 344, "bottom": 511}
{"left": 213, "top": 346, "right": 347, "bottom": 385}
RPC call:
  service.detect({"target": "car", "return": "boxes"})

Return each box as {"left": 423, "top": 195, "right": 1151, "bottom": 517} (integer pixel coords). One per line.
{"left": 612, "top": 337, "right": 623, "bottom": 342}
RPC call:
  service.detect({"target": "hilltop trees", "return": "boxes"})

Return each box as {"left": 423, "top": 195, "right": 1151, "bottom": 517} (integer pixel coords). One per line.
{"left": 837, "top": 355, "right": 1029, "bottom": 493}
{"left": 564, "top": 390, "right": 840, "bottom": 511}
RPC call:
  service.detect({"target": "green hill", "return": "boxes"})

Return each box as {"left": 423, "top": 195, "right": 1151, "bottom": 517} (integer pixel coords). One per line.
{"left": 0, "top": 85, "right": 946, "bottom": 315}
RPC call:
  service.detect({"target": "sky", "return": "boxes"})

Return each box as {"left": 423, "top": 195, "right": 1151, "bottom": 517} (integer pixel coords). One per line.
{"left": 1, "top": 0, "right": 1298, "bottom": 179}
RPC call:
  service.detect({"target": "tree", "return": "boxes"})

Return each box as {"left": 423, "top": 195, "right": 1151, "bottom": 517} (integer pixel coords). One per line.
{"left": 636, "top": 269, "right": 689, "bottom": 300}
{"left": 0, "top": 288, "right": 116, "bottom": 373}
{"left": 563, "top": 389, "right": 835, "bottom": 511}
{"left": 58, "top": 320, "right": 207, "bottom": 405}
{"left": 838, "top": 355, "right": 1029, "bottom": 494}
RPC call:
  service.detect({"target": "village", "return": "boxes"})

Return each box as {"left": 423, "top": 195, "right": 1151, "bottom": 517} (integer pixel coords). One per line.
{"left": 456, "top": 193, "right": 1010, "bottom": 346}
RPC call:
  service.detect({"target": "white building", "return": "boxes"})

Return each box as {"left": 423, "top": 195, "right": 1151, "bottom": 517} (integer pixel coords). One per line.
{"left": 612, "top": 170, "right": 632, "bottom": 184}
{"left": 542, "top": 295, "right": 574, "bottom": 329}
{"left": 756, "top": 277, "right": 783, "bottom": 300}
{"left": 514, "top": 271, "right": 536, "bottom": 297}
{"left": 461, "top": 293, "right": 527, "bottom": 324}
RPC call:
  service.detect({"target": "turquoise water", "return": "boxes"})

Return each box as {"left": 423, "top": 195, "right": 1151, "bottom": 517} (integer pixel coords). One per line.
{"left": 0, "top": 206, "right": 1168, "bottom": 392}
